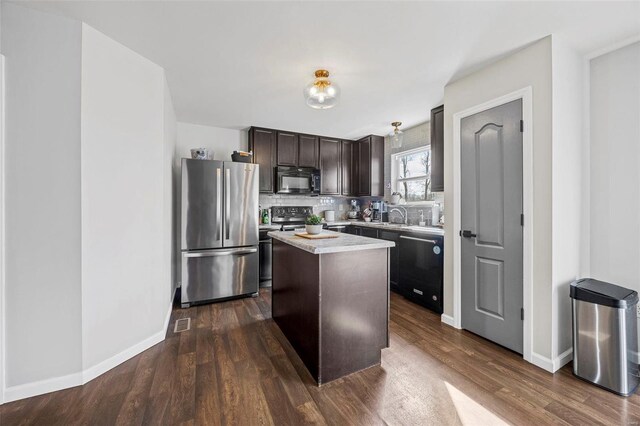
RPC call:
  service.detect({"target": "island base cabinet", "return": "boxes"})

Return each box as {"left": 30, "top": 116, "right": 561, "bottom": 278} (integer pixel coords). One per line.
{"left": 271, "top": 240, "right": 389, "bottom": 385}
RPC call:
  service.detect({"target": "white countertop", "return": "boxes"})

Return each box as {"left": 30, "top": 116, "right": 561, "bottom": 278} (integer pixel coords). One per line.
{"left": 324, "top": 220, "right": 445, "bottom": 236}
{"left": 268, "top": 230, "right": 395, "bottom": 255}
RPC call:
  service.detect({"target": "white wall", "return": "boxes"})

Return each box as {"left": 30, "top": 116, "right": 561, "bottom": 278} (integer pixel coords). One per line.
{"left": 551, "top": 37, "right": 585, "bottom": 361}
{"left": 176, "top": 122, "right": 246, "bottom": 162}
{"left": 589, "top": 43, "right": 640, "bottom": 296}
{"left": 444, "top": 37, "right": 555, "bottom": 361}
{"left": 2, "top": 3, "right": 83, "bottom": 389}
{"left": 164, "top": 77, "right": 178, "bottom": 294}
{"left": 80, "top": 24, "right": 169, "bottom": 371}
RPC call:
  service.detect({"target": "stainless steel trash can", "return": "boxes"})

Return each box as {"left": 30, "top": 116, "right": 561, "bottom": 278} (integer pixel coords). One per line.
{"left": 570, "top": 278, "right": 639, "bottom": 396}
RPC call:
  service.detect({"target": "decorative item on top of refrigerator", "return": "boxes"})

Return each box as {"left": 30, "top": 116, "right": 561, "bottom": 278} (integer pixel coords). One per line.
{"left": 190, "top": 148, "right": 212, "bottom": 160}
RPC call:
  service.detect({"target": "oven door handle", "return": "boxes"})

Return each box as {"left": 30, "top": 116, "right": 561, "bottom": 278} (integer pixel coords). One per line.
{"left": 399, "top": 235, "right": 437, "bottom": 245}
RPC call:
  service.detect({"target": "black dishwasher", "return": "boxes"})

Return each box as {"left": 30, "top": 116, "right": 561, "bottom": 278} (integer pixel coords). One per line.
{"left": 399, "top": 232, "right": 444, "bottom": 313}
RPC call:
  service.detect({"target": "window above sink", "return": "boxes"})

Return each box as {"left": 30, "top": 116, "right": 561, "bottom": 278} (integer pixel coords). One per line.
{"left": 391, "top": 146, "right": 437, "bottom": 204}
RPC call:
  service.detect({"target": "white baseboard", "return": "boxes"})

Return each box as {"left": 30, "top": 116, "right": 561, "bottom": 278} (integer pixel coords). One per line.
{"left": 530, "top": 348, "right": 573, "bottom": 373}
{"left": 4, "top": 371, "right": 83, "bottom": 403}
{"left": 82, "top": 324, "right": 166, "bottom": 383}
{"left": 530, "top": 352, "right": 554, "bottom": 372}
{"left": 441, "top": 314, "right": 458, "bottom": 328}
{"left": 554, "top": 348, "right": 573, "bottom": 371}
{"left": 3, "top": 300, "right": 173, "bottom": 404}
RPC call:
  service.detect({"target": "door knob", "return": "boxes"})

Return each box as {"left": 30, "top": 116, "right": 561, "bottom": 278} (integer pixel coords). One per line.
{"left": 460, "top": 230, "right": 477, "bottom": 238}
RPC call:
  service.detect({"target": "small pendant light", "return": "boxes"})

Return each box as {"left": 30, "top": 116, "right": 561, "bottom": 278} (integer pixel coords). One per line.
{"left": 389, "top": 122, "right": 403, "bottom": 148}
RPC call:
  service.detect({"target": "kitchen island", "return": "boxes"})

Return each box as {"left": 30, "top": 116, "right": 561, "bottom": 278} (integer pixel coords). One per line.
{"left": 268, "top": 230, "right": 394, "bottom": 385}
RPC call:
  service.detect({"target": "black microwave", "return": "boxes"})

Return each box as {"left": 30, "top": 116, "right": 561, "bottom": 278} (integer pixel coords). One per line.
{"left": 276, "top": 166, "right": 320, "bottom": 195}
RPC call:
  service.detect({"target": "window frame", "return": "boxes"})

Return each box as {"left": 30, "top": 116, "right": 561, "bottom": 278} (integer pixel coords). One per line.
{"left": 390, "top": 145, "right": 435, "bottom": 206}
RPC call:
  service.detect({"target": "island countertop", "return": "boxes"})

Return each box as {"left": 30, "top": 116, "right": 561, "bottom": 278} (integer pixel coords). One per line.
{"left": 267, "top": 230, "right": 394, "bottom": 254}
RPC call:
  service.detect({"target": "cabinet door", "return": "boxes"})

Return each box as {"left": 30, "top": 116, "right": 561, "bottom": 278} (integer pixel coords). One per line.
{"left": 379, "top": 230, "right": 400, "bottom": 292}
{"left": 346, "top": 226, "right": 360, "bottom": 235}
{"left": 357, "top": 136, "right": 371, "bottom": 196}
{"left": 341, "top": 140, "right": 355, "bottom": 196}
{"left": 298, "top": 134, "right": 319, "bottom": 168}
{"left": 359, "top": 227, "right": 378, "bottom": 239}
{"left": 319, "top": 137, "right": 341, "bottom": 195}
{"left": 277, "top": 131, "right": 298, "bottom": 166}
{"left": 370, "top": 135, "right": 384, "bottom": 197}
{"left": 430, "top": 105, "right": 444, "bottom": 192}
{"left": 249, "top": 128, "right": 276, "bottom": 193}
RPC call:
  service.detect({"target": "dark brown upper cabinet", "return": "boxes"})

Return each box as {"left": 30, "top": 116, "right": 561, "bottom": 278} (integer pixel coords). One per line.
{"left": 249, "top": 127, "right": 277, "bottom": 193}
{"left": 341, "top": 140, "right": 357, "bottom": 196}
{"left": 276, "top": 131, "right": 298, "bottom": 166}
{"left": 319, "top": 137, "right": 341, "bottom": 195}
{"left": 297, "top": 134, "right": 319, "bottom": 168}
{"left": 430, "top": 105, "right": 444, "bottom": 192}
{"left": 356, "top": 135, "right": 384, "bottom": 197}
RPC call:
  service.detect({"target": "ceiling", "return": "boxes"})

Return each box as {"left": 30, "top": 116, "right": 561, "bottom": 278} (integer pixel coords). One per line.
{"left": 13, "top": 1, "right": 640, "bottom": 139}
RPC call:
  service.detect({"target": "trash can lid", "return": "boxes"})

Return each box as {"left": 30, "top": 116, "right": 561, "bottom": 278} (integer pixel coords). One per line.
{"left": 570, "top": 278, "right": 638, "bottom": 309}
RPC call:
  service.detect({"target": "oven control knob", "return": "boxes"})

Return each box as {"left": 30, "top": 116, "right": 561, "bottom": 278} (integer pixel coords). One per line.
{"left": 432, "top": 295, "right": 438, "bottom": 301}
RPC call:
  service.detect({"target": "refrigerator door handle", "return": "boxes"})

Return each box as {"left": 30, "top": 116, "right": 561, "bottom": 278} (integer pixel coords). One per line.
{"left": 184, "top": 248, "right": 258, "bottom": 258}
{"left": 216, "top": 167, "right": 222, "bottom": 241}
{"left": 225, "top": 168, "right": 231, "bottom": 242}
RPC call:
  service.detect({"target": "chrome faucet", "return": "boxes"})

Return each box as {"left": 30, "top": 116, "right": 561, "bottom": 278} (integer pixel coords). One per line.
{"left": 389, "top": 207, "right": 408, "bottom": 225}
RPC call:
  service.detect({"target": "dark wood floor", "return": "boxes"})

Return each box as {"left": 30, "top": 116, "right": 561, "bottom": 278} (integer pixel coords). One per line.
{"left": 3, "top": 288, "right": 640, "bottom": 425}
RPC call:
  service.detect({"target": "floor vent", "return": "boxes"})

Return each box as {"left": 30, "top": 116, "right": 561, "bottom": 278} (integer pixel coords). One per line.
{"left": 174, "top": 317, "right": 191, "bottom": 333}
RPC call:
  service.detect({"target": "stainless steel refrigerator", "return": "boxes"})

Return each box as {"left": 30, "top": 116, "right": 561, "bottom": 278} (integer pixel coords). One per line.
{"left": 181, "top": 159, "right": 259, "bottom": 307}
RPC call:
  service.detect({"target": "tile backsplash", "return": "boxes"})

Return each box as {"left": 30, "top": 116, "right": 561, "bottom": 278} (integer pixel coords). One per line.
{"left": 259, "top": 193, "right": 444, "bottom": 225}
{"left": 259, "top": 194, "right": 354, "bottom": 220}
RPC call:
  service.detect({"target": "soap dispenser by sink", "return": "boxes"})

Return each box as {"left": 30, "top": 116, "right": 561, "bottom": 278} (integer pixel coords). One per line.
{"left": 418, "top": 210, "right": 426, "bottom": 227}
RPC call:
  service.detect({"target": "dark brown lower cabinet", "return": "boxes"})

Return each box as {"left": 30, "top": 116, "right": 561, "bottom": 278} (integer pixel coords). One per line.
{"left": 379, "top": 230, "right": 400, "bottom": 293}
{"left": 271, "top": 240, "right": 389, "bottom": 385}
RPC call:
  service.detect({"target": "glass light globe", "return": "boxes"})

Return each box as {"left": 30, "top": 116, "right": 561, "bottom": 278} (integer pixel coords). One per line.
{"left": 304, "top": 70, "right": 340, "bottom": 109}
{"left": 389, "top": 122, "right": 403, "bottom": 148}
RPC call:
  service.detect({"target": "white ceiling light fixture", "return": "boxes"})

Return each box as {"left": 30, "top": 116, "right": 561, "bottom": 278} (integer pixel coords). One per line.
{"left": 304, "top": 69, "right": 340, "bottom": 109}
{"left": 389, "top": 122, "right": 403, "bottom": 148}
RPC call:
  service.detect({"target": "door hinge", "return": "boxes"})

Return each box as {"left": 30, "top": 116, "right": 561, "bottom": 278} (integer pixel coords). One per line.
{"left": 521, "top": 214, "right": 524, "bottom": 226}
{"left": 520, "top": 120, "right": 524, "bottom": 133}
{"left": 521, "top": 308, "right": 524, "bottom": 320}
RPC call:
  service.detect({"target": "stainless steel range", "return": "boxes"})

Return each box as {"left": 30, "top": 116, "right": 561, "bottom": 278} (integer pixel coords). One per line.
{"left": 271, "top": 206, "right": 314, "bottom": 231}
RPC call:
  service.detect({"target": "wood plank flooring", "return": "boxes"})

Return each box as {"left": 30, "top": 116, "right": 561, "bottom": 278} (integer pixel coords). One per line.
{"left": 2, "top": 288, "right": 639, "bottom": 425}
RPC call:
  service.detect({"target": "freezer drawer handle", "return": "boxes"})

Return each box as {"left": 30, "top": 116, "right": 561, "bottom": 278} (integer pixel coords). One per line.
{"left": 184, "top": 248, "right": 258, "bottom": 258}
{"left": 400, "top": 235, "right": 437, "bottom": 244}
